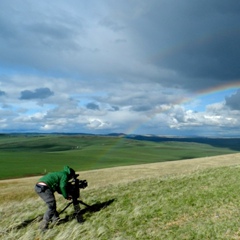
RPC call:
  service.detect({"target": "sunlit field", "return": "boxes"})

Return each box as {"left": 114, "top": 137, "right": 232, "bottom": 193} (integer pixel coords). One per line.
{"left": 0, "top": 134, "right": 238, "bottom": 179}
{"left": 1, "top": 154, "right": 240, "bottom": 239}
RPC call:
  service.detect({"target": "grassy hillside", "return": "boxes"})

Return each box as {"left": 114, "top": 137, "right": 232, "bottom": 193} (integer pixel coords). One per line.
{"left": 1, "top": 154, "right": 240, "bottom": 239}
{"left": 0, "top": 134, "right": 238, "bottom": 179}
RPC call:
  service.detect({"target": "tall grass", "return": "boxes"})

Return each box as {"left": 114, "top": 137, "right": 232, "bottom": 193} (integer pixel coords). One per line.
{"left": 2, "top": 164, "right": 240, "bottom": 239}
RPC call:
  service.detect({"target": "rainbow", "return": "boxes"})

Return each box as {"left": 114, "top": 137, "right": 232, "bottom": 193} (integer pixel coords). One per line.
{"left": 95, "top": 82, "right": 240, "bottom": 166}
{"left": 196, "top": 81, "right": 240, "bottom": 97}
{"left": 125, "top": 81, "right": 240, "bottom": 135}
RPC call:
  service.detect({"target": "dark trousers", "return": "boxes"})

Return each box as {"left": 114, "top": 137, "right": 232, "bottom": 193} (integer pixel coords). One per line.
{"left": 35, "top": 184, "right": 59, "bottom": 223}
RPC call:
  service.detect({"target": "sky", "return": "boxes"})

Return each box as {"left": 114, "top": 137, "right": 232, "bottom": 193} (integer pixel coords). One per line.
{"left": 0, "top": 0, "right": 240, "bottom": 136}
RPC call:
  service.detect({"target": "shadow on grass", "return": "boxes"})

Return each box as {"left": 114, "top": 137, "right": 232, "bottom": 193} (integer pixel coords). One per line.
{"left": 5, "top": 199, "right": 115, "bottom": 232}
{"left": 58, "top": 198, "right": 115, "bottom": 225}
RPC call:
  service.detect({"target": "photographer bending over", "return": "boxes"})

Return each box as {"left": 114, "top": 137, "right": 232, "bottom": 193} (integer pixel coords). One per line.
{"left": 35, "top": 166, "right": 76, "bottom": 231}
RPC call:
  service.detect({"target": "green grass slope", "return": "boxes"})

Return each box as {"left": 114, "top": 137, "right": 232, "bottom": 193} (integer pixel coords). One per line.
{"left": 0, "top": 135, "right": 238, "bottom": 179}
{"left": 2, "top": 163, "right": 240, "bottom": 239}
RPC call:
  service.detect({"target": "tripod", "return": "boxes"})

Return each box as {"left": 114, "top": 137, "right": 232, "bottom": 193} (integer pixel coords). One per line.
{"left": 59, "top": 198, "right": 91, "bottom": 223}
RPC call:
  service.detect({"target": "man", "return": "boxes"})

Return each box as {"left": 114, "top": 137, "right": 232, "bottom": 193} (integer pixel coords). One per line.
{"left": 35, "top": 165, "right": 76, "bottom": 231}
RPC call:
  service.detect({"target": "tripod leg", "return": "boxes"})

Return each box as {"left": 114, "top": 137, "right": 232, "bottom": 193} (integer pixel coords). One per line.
{"left": 78, "top": 200, "right": 91, "bottom": 208}
{"left": 73, "top": 201, "right": 84, "bottom": 223}
{"left": 58, "top": 201, "right": 73, "bottom": 216}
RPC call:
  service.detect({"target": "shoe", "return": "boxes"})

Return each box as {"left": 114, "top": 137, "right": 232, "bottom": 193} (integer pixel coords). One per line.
{"left": 76, "top": 214, "right": 84, "bottom": 223}
{"left": 39, "top": 220, "right": 48, "bottom": 232}
{"left": 52, "top": 216, "right": 60, "bottom": 223}
{"left": 52, "top": 217, "right": 66, "bottom": 225}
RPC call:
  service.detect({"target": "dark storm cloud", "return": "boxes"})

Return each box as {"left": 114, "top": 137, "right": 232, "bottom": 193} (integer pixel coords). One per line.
{"left": 0, "top": 90, "right": 6, "bottom": 96}
{"left": 131, "top": 105, "right": 152, "bottom": 112}
{"left": 111, "top": 106, "right": 119, "bottom": 111}
{"left": 99, "top": 18, "right": 125, "bottom": 32}
{"left": 1, "top": 0, "right": 240, "bottom": 93}
{"left": 20, "top": 87, "right": 54, "bottom": 100}
{"left": 0, "top": 1, "right": 82, "bottom": 73}
{"left": 27, "top": 22, "right": 76, "bottom": 40}
{"left": 86, "top": 102, "right": 100, "bottom": 110}
{"left": 134, "top": 0, "right": 240, "bottom": 90}
{"left": 1, "top": 0, "right": 240, "bottom": 136}
{"left": 225, "top": 89, "right": 240, "bottom": 110}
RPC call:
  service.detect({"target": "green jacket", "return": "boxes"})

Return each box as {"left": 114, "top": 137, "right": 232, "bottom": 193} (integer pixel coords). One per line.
{"left": 38, "top": 166, "right": 72, "bottom": 199}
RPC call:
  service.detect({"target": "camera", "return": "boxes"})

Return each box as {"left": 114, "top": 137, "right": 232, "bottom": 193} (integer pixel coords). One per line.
{"left": 59, "top": 174, "right": 90, "bottom": 223}
{"left": 79, "top": 179, "right": 88, "bottom": 189}
{"left": 67, "top": 174, "right": 88, "bottom": 200}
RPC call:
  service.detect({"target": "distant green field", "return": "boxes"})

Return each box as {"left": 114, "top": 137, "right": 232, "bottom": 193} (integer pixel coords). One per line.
{"left": 0, "top": 134, "right": 238, "bottom": 179}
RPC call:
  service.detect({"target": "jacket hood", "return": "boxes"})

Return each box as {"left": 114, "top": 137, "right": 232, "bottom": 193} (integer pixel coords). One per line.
{"left": 63, "top": 165, "right": 76, "bottom": 178}
{"left": 63, "top": 166, "right": 71, "bottom": 174}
